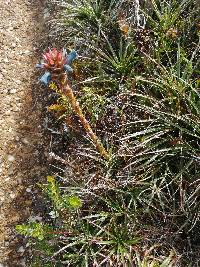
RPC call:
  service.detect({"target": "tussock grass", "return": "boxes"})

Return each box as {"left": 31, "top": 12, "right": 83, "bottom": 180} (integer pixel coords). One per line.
{"left": 17, "top": 0, "right": 200, "bottom": 266}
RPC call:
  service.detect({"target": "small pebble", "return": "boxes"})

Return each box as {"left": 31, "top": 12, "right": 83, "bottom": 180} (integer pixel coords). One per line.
{"left": 28, "top": 215, "right": 42, "bottom": 222}
{"left": 0, "top": 197, "right": 5, "bottom": 204}
{"left": 15, "top": 80, "right": 21, "bottom": 85}
{"left": 16, "top": 180, "right": 22, "bottom": 186}
{"left": 7, "top": 155, "right": 15, "bottom": 162}
{"left": 5, "top": 110, "right": 11, "bottom": 115}
{"left": 15, "top": 136, "right": 20, "bottom": 142}
{"left": 17, "top": 246, "right": 25, "bottom": 253}
{"left": 9, "top": 88, "right": 17, "bottom": 94}
{"left": 43, "top": 8, "right": 50, "bottom": 19}
{"left": 26, "top": 187, "right": 32, "bottom": 193}
{"left": 49, "top": 210, "right": 58, "bottom": 219}
{"left": 22, "top": 138, "right": 29, "bottom": 144}
{"left": 10, "top": 193, "right": 15, "bottom": 199}
{"left": 4, "top": 242, "right": 9, "bottom": 247}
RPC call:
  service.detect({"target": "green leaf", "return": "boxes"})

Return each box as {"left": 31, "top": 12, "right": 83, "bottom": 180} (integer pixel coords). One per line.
{"left": 68, "top": 195, "right": 82, "bottom": 209}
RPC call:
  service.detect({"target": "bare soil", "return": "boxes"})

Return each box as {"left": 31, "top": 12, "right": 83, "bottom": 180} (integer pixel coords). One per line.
{"left": 0, "top": 0, "right": 48, "bottom": 265}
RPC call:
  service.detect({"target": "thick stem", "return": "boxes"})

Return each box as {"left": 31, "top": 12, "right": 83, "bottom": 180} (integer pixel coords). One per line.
{"left": 62, "top": 82, "right": 109, "bottom": 160}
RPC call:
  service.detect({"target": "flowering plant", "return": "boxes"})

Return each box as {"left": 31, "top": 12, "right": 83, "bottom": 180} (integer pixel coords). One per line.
{"left": 37, "top": 47, "right": 109, "bottom": 160}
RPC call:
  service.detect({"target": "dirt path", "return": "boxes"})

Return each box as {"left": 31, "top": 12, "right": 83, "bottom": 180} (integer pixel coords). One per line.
{"left": 0, "top": 0, "right": 47, "bottom": 265}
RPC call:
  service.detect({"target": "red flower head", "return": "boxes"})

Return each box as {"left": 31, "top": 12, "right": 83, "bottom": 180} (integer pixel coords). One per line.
{"left": 42, "top": 48, "right": 66, "bottom": 70}
{"left": 36, "top": 48, "right": 77, "bottom": 85}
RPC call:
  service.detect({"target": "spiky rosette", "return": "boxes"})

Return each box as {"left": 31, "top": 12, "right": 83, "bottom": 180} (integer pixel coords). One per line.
{"left": 36, "top": 48, "right": 77, "bottom": 85}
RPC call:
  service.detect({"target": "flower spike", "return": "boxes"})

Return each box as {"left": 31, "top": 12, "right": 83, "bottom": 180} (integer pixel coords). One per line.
{"left": 36, "top": 48, "right": 78, "bottom": 85}
{"left": 37, "top": 48, "right": 109, "bottom": 159}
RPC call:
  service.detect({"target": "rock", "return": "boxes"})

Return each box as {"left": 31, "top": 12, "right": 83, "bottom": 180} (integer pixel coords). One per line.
{"left": 17, "top": 177, "right": 22, "bottom": 184}
{"left": 49, "top": 210, "right": 58, "bottom": 219}
{"left": 15, "top": 136, "right": 20, "bottom": 142}
{"left": 7, "top": 155, "right": 15, "bottom": 162}
{"left": 28, "top": 215, "right": 43, "bottom": 222}
{"left": 22, "top": 50, "right": 30, "bottom": 55}
{"left": 10, "top": 193, "right": 15, "bottom": 199}
{"left": 13, "top": 107, "right": 20, "bottom": 112}
{"left": 4, "top": 242, "right": 9, "bottom": 247}
{"left": 15, "top": 80, "right": 21, "bottom": 85}
{"left": 17, "top": 246, "right": 25, "bottom": 253}
{"left": 43, "top": 8, "right": 50, "bottom": 19}
{"left": 26, "top": 187, "right": 32, "bottom": 193}
{"left": 5, "top": 110, "right": 11, "bottom": 115}
{"left": 9, "top": 88, "right": 17, "bottom": 94}
{"left": 22, "top": 138, "right": 29, "bottom": 145}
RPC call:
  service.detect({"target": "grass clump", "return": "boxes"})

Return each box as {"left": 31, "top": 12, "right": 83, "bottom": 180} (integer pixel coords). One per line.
{"left": 17, "top": 0, "right": 200, "bottom": 266}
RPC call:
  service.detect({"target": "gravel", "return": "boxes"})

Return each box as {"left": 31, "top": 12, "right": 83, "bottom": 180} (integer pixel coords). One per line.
{"left": 0, "top": 0, "right": 46, "bottom": 265}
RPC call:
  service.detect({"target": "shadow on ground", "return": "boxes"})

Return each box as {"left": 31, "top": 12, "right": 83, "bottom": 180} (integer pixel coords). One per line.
{"left": 2, "top": 1, "right": 51, "bottom": 265}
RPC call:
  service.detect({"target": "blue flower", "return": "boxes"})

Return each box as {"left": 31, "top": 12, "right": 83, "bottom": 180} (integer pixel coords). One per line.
{"left": 36, "top": 63, "right": 44, "bottom": 69}
{"left": 64, "top": 64, "right": 73, "bottom": 73}
{"left": 67, "top": 50, "right": 77, "bottom": 65}
{"left": 39, "top": 71, "right": 51, "bottom": 85}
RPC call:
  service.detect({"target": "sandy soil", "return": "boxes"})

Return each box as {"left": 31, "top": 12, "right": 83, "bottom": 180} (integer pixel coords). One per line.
{"left": 0, "top": 0, "right": 47, "bottom": 265}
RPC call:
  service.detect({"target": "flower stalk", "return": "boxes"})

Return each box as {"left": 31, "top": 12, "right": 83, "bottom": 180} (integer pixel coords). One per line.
{"left": 37, "top": 48, "right": 109, "bottom": 160}
{"left": 62, "top": 77, "right": 109, "bottom": 160}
